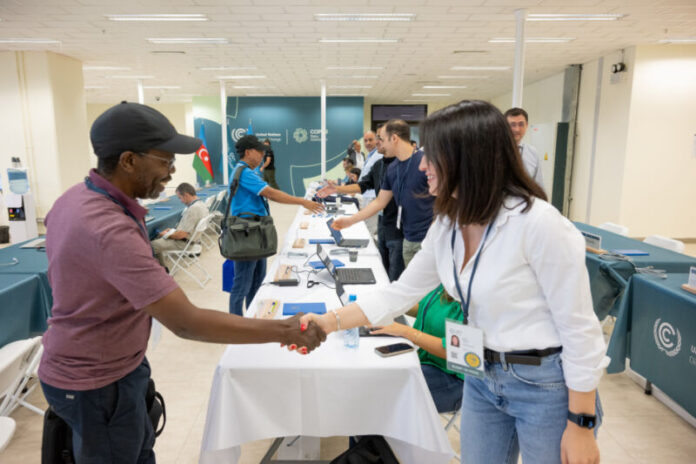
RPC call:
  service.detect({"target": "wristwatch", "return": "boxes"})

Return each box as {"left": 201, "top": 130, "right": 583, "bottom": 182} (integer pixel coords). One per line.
{"left": 567, "top": 411, "right": 597, "bottom": 429}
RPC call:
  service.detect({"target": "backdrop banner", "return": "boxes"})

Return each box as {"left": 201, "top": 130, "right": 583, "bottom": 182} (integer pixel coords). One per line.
{"left": 193, "top": 96, "right": 364, "bottom": 196}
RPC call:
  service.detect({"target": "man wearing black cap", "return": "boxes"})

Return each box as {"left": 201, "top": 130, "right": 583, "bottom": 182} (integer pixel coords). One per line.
{"left": 228, "top": 134, "right": 323, "bottom": 315}
{"left": 38, "top": 102, "right": 326, "bottom": 463}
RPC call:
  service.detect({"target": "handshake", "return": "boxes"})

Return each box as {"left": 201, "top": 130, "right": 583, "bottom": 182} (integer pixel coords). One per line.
{"left": 277, "top": 313, "right": 334, "bottom": 355}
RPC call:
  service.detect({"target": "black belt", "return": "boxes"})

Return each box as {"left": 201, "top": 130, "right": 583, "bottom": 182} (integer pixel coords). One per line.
{"left": 483, "top": 346, "right": 562, "bottom": 366}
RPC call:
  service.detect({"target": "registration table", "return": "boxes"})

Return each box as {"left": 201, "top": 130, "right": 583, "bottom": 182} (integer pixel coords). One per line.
{"left": 200, "top": 199, "right": 454, "bottom": 463}
{"left": 574, "top": 223, "right": 696, "bottom": 320}
{"left": 607, "top": 273, "right": 696, "bottom": 418}
{"left": 0, "top": 239, "right": 52, "bottom": 346}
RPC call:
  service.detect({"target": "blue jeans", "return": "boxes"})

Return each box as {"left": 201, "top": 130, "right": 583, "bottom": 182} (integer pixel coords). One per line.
{"left": 421, "top": 363, "right": 463, "bottom": 413}
{"left": 228, "top": 258, "right": 267, "bottom": 315}
{"left": 40, "top": 359, "right": 155, "bottom": 464}
{"left": 377, "top": 225, "right": 404, "bottom": 282}
{"left": 460, "top": 353, "right": 603, "bottom": 464}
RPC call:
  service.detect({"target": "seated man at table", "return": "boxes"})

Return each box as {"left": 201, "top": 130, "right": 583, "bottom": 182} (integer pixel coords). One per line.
{"left": 39, "top": 102, "right": 326, "bottom": 464}
{"left": 151, "top": 182, "right": 208, "bottom": 266}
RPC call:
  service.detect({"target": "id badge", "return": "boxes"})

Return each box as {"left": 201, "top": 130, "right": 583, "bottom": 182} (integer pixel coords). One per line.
{"left": 396, "top": 205, "right": 402, "bottom": 229}
{"left": 446, "top": 319, "right": 485, "bottom": 379}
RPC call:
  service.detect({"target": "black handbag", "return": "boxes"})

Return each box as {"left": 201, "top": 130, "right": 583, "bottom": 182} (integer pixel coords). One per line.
{"left": 218, "top": 165, "right": 278, "bottom": 261}
{"left": 330, "top": 435, "right": 400, "bottom": 464}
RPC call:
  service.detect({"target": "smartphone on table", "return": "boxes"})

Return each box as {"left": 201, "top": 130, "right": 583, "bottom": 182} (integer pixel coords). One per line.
{"left": 375, "top": 343, "right": 415, "bottom": 358}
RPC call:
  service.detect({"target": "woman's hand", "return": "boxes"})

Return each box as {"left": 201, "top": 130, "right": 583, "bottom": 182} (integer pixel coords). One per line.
{"left": 368, "top": 322, "right": 409, "bottom": 338}
{"left": 560, "top": 423, "right": 600, "bottom": 464}
{"left": 299, "top": 312, "right": 335, "bottom": 337}
{"left": 331, "top": 217, "right": 353, "bottom": 230}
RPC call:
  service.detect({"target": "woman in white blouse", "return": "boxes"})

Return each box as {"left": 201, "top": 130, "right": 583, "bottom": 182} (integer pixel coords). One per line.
{"left": 301, "top": 100, "right": 606, "bottom": 464}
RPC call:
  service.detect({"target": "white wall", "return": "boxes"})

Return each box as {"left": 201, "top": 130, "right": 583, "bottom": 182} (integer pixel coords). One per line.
{"left": 86, "top": 102, "right": 197, "bottom": 194}
{"left": 619, "top": 45, "right": 696, "bottom": 238}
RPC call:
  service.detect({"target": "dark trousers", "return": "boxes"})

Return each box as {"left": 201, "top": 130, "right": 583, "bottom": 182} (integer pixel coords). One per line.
{"left": 40, "top": 359, "right": 155, "bottom": 464}
{"left": 228, "top": 258, "right": 267, "bottom": 315}
{"left": 377, "top": 217, "right": 405, "bottom": 282}
{"left": 262, "top": 168, "right": 280, "bottom": 189}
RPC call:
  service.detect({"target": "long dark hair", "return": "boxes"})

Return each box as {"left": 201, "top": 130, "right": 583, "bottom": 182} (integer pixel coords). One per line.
{"left": 420, "top": 100, "right": 546, "bottom": 226}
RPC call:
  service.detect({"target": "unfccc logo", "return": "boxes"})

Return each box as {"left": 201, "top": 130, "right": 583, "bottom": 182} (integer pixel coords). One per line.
{"left": 293, "top": 128, "right": 308, "bottom": 143}
{"left": 231, "top": 128, "right": 246, "bottom": 142}
{"left": 653, "top": 318, "right": 682, "bottom": 357}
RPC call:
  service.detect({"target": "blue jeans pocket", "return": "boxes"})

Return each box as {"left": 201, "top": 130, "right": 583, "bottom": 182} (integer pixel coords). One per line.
{"left": 507, "top": 353, "right": 566, "bottom": 389}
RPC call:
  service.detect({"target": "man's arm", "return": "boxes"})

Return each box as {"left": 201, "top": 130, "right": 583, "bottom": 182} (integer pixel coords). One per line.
{"left": 316, "top": 183, "right": 361, "bottom": 198}
{"left": 261, "top": 156, "right": 271, "bottom": 171}
{"left": 162, "top": 229, "right": 189, "bottom": 240}
{"left": 260, "top": 186, "right": 324, "bottom": 213}
{"left": 332, "top": 189, "right": 392, "bottom": 230}
{"left": 144, "top": 287, "right": 326, "bottom": 351}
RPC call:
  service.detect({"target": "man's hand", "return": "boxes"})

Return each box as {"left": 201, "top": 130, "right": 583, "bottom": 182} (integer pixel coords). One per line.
{"left": 316, "top": 185, "right": 337, "bottom": 198}
{"left": 158, "top": 228, "right": 171, "bottom": 238}
{"left": 331, "top": 216, "right": 353, "bottom": 230}
{"left": 279, "top": 314, "right": 327, "bottom": 354}
{"left": 303, "top": 199, "right": 324, "bottom": 214}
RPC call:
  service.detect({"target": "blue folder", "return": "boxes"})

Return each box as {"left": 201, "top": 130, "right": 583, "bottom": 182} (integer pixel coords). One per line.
{"left": 152, "top": 206, "right": 172, "bottom": 210}
{"left": 309, "top": 238, "right": 335, "bottom": 244}
{"left": 282, "top": 302, "right": 327, "bottom": 315}
{"left": 308, "top": 259, "right": 345, "bottom": 270}
{"left": 612, "top": 249, "right": 650, "bottom": 256}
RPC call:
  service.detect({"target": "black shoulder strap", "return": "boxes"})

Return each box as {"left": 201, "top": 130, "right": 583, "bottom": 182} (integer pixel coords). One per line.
{"left": 221, "top": 165, "right": 246, "bottom": 227}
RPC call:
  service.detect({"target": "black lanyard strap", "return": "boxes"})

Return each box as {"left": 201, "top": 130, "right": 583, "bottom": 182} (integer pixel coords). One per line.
{"left": 450, "top": 220, "right": 495, "bottom": 325}
{"left": 419, "top": 286, "right": 444, "bottom": 332}
{"left": 84, "top": 177, "right": 154, "bottom": 256}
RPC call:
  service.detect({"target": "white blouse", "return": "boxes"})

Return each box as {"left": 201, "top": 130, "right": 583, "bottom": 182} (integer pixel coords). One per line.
{"left": 360, "top": 197, "right": 608, "bottom": 392}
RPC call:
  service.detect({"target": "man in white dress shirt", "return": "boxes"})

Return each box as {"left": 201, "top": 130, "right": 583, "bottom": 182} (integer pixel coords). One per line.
{"left": 358, "top": 130, "right": 382, "bottom": 236}
{"left": 505, "top": 107, "right": 545, "bottom": 193}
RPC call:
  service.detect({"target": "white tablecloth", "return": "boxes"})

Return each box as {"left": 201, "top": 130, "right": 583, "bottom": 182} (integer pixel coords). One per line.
{"left": 199, "top": 199, "right": 454, "bottom": 463}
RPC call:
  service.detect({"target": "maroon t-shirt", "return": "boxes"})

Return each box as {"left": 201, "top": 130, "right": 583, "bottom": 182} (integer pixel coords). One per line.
{"left": 38, "top": 170, "right": 179, "bottom": 390}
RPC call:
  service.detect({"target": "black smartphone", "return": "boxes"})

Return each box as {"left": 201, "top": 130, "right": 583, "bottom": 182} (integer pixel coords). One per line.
{"left": 374, "top": 342, "right": 415, "bottom": 357}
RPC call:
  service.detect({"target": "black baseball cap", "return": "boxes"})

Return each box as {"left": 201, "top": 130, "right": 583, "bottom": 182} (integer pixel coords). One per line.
{"left": 90, "top": 101, "right": 202, "bottom": 158}
{"left": 235, "top": 135, "right": 267, "bottom": 154}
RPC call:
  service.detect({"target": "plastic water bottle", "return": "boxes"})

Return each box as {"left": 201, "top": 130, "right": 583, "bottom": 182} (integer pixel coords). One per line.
{"left": 343, "top": 295, "right": 359, "bottom": 349}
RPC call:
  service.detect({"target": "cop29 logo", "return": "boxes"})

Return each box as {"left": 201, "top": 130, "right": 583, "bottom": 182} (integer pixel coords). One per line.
{"left": 653, "top": 318, "right": 682, "bottom": 357}
{"left": 293, "top": 128, "right": 308, "bottom": 143}
{"left": 231, "top": 128, "right": 247, "bottom": 142}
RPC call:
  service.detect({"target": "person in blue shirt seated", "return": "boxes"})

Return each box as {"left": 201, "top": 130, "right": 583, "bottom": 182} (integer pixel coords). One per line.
{"left": 371, "top": 284, "right": 464, "bottom": 413}
{"left": 228, "top": 135, "right": 324, "bottom": 316}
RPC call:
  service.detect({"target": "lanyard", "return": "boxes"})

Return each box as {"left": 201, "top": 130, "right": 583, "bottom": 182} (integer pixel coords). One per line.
{"left": 84, "top": 177, "right": 154, "bottom": 256}
{"left": 419, "top": 286, "right": 444, "bottom": 332}
{"left": 450, "top": 220, "right": 495, "bottom": 325}
{"left": 395, "top": 151, "right": 415, "bottom": 203}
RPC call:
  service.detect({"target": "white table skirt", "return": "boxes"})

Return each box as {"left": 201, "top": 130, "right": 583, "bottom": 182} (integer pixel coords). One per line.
{"left": 199, "top": 197, "right": 454, "bottom": 463}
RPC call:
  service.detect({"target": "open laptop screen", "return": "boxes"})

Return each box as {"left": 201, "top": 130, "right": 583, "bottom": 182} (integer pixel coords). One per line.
{"left": 316, "top": 244, "right": 336, "bottom": 276}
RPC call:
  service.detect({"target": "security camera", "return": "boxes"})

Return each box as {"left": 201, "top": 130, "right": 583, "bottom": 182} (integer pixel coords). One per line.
{"left": 611, "top": 62, "right": 626, "bottom": 74}
{"left": 155, "top": 95, "right": 161, "bottom": 102}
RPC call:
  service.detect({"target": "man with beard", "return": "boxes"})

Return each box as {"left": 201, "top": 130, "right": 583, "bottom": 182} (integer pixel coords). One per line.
{"left": 38, "top": 102, "right": 326, "bottom": 463}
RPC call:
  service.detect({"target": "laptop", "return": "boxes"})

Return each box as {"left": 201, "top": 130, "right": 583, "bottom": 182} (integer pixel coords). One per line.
{"left": 326, "top": 218, "right": 369, "bottom": 248}
{"left": 316, "top": 244, "right": 376, "bottom": 285}
{"left": 334, "top": 281, "right": 405, "bottom": 337}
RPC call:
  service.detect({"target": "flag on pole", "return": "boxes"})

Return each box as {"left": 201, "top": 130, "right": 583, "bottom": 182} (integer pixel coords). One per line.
{"left": 193, "top": 125, "right": 214, "bottom": 183}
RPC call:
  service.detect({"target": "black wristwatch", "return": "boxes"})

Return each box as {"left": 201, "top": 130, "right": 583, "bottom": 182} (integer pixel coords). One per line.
{"left": 567, "top": 411, "right": 597, "bottom": 429}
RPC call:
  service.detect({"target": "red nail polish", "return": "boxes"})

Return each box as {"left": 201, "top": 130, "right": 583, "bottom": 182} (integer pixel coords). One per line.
{"left": 300, "top": 347, "right": 308, "bottom": 354}
{"left": 289, "top": 344, "right": 297, "bottom": 350}
{"left": 300, "top": 323, "right": 307, "bottom": 332}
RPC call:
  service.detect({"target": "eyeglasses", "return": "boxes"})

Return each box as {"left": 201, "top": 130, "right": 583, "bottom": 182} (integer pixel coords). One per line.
{"left": 137, "top": 152, "right": 176, "bottom": 169}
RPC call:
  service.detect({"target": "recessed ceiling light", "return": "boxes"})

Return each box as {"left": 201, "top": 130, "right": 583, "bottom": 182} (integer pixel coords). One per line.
{"left": 527, "top": 14, "right": 625, "bottom": 21}
{"left": 143, "top": 85, "right": 181, "bottom": 89}
{"left": 83, "top": 65, "right": 131, "bottom": 71}
{"left": 326, "top": 66, "right": 384, "bottom": 70}
{"left": 319, "top": 38, "right": 399, "bottom": 44}
{"left": 659, "top": 38, "right": 696, "bottom": 44}
{"left": 437, "top": 75, "right": 490, "bottom": 79}
{"left": 314, "top": 14, "right": 414, "bottom": 22}
{"left": 147, "top": 38, "right": 228, "bottom": 44}
{"left": 150, "top": 50, "right": 186, "bottom": 55}
{"left": 84, "top": 86, "right": 107, "bottom": 89}
{"left": 326, "top": 75, "right": 379, "bottom": 79}
{"left": 106, "top": 14, "right": 209, "bottom": 22}
{"left": 329, "top": 85, "right": 372, "bottom": 89}
{"left": 216, "top": 75, "right": 266, "bottom": 80}
{"left": 109, "top": 75, "right": 155, "bottom": 79}
{"left": 489, "top": 37, "right": 575, "bottom": 44}
{"left": 450, "top": 66, "right": 510, "bottom": 71}
{"left": 412, "top": 93, "right": 451, "bottom": 97}
{"left": 0, "top": 38, "right": 60, "bottom": 44}
{"left": 199, "top": 66, "right": 257, "bottom": 71}
{"left": 423, "top": 85, "right": 467, "bottom": 89}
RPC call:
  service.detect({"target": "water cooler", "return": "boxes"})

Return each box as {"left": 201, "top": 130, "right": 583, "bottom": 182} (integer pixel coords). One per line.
{"left": 6, "top": 157, "right": 38, "bottom": 244}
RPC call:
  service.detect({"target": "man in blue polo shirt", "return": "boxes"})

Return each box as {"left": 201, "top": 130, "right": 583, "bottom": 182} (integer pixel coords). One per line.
{"left": 228, "top": 135, "right": 324, "bottom": 315}
{"left": 332, "top": 119, "right": 434, "bottom": 266}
